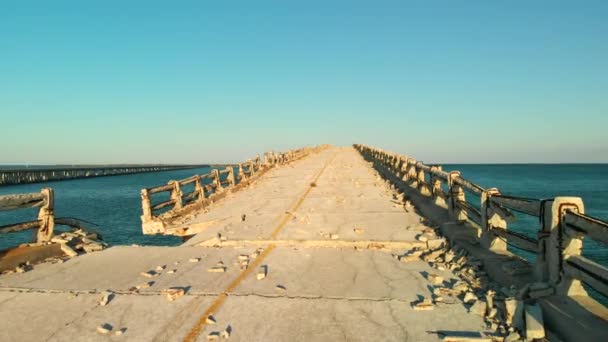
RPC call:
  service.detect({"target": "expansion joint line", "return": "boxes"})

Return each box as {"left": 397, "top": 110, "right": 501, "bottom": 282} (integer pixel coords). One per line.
{"left": 182, "top": 152, "right": 337, "bottom": 342}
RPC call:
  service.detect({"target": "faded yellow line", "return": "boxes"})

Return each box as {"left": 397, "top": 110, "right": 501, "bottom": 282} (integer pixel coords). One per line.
{"left": 182, "top": 152, "right": 336, "bottom": 342}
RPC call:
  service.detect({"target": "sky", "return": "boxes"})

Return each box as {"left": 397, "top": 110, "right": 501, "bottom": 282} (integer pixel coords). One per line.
{"left": 1, "top": 1, "right": 607, "bottom": 164}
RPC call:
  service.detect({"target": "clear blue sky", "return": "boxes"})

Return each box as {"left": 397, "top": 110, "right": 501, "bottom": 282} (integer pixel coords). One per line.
{"left": 1, "top": 1, "right": 607, "bottom": 164}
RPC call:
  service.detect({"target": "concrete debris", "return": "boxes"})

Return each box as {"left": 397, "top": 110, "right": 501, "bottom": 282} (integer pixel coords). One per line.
{"left": 207, "top": 267, "right": 226, "bottom": 273}
{"left": 156, "top": 265, "right": 166, "bottom": 271}
{"left": 206, "top": 315, "right": 216, "bottom": 325}
{"left": 329, "top": 234, "right": 339, "bottom": 240}
{"left": 468, "top": 300, "right": 486, "bottom": 316}
{"left": 412, "top": 297, "right": 434, "bottom": 311}
{"left": 135, "top": 281, "right": 154, "bottom": 290}
{"left": 60, "top": 244, "right": 78, "bottom": 258}
{"left": 275, "top": 285, "right": 287, "bottom": 292}
{"left": 207, "top": 332, "right": 220, "bottom": 341}
{"left": 257, "top": 265, "right": 267, "bottom": 280}
{"left": 237, "top": 254, "right": 249, "bottom": 261}
{"left": 524, "top": 303, "right": 545, "bottom": 340}
{"left": 353, "top": 228, "right": 364, "bottom": 234}
{"left": 97, "top": 323, "right": 113, "bottom": 334}
{"left": 99, "top": 291, "right": 114, "bottom": 306}
{"left": 504, "top": 331, "right": 521, "bottom": 342}
{"left": 427, "top": 273, "right": 444, "bottom": 285}
{"left": 221, "top": 325, "right": 232, "bottom": 338}
{"left": 140, "top": 271, "right": 157, "bottom": 278}
{"left": 417, "top": 234, "right": 429, "bottom": 242}
{"left": 164, "top": 287, "right": 186, "bottom": 301}
{"left": 463, "top": 292, "right": 477, "bottom": 304}
{"left": 189, "top": 258, "right": 201, "bottom": 263}
{"left": 115, "top": 328, "right": 126, "bottom": 336}
{"left": 167, "top": 269, "right": 176, "bottom": 274}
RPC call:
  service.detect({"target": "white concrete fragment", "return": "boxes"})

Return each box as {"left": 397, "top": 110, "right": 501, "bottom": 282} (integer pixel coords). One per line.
{"left": 524, "top": 303, "right": 545, "bottom": 340}
{"left": 99, "top": 291, "right": 113, "bottom": 306}
{"left": 257, "top": 265, "right": 267, "bottom": 280}
{"left": 97, "top": 323, "right": 112, "bottom": 334}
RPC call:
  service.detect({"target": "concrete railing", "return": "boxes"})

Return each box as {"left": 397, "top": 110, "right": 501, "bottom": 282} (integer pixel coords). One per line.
{"left": 355, "top": 144, "right": 608, "bottom": 306}
{"left": 0, "top": 188, "right": 56, "bottom": 243}
{"left": 140, "top": 146, "right": 327, "bottom": 236}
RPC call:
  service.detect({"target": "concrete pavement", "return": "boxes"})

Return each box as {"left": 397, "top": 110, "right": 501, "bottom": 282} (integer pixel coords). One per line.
{"left": 0, "top": 147, "right": 488, "bottom": 341}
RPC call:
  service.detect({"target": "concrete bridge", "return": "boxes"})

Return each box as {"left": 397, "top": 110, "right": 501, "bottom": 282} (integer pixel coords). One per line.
{"left": 0, "top": 164, "right": 211, "bottom": 186}
{"left": 0, "top": 146, "right": 606, "bottom": 341}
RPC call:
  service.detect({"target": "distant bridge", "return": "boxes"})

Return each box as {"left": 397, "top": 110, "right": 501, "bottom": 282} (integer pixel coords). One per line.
{"left": 0, "top": 164, "right": 215, "bottom": 186}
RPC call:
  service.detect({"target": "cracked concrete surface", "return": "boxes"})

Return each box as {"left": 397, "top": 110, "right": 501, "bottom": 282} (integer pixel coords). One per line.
{"left": 1, "top": 147, "right": 486, "bottom": 341}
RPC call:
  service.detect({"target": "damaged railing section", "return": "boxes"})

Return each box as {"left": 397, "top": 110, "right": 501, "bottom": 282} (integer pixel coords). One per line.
{"left": 140, "top": 146, "right": 326, "bottom": 235}
{"left": 354, "top": 144, "right": 608, "bottom": 304}
{"left": 0, "top": 188, "right": 56, "bottom": 243}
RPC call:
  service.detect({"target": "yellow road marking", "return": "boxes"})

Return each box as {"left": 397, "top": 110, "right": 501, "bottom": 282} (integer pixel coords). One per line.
{"left": 182, "top": 152, "right": 336, "bottom": 342}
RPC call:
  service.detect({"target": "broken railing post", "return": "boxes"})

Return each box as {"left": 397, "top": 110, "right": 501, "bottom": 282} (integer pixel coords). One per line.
{"left": 406, "top": 159, "right": 417, "bottom": 187}
{"left": 140, "top": 189, "right": 153, "bottom": 223}
{"left": 430, "top": 166, "right": 446, "bottom": 207}
{"left": 238, "top": 163, "right": 245, "bottom": 181}
{"left": 416, "top": 163, "right": 431, "bottom": 196}
{"left": 212, "top": 169, "right": 223, "bottom": 192}
{"left": 36, "top": 188, "right": 55, "bottom": 243}
{"left": 225, "top": 166, "right": 236, "bottom": 187}
{"left": 480, "top": 188, "right": 507, "bottom": 251}
{"left": 448, "top": 171, "right": 467, "bottom": 222}
{"left": 170, "top": 180, "right": 183, "bottom": 210}
{"left": 194, "top": 175, "right": 205, "bottom": 201}
{"left": 539, "top": 197, "right": 586, "bottom": 295}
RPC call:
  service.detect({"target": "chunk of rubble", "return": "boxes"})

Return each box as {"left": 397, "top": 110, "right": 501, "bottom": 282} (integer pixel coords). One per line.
{"left": 97, "top": 323, "right": 113, "bottom": 334}
{"left": 353, "top": 228, "right": 364, "bottom": 234}
{"left": 237, "top": 254, "right": 249, "bottom": 261}
{"left": 463, "top": 292, "right": 477, "bottom": 304}
{"left": 275, "top": 285, "right": 287, "bottom": 292}
{"left": 61, "top": 244, "right": 78, "bottom": 257}
{"left": 206, "top": 315, "right": 217, "bottom": 325}
{"left": 207, "top": 332, "right": 220, "bottom": 341}
{"left": 468, "top": 300, "right": 486, "bottom": 316}
{"left": 83, "top": 243, "right": 104, "bottom": 253}
{"left": 135, "top": 281, "right": 154, "bottom": 290}
{"left": 525, "top": 303, "right": 545, "bottom": 340}
{"left": 412, "top": 297, "right": 434, "bottom": 311}
{"left": 221, "top": 325, "right": 231, "bottom": 338}
{"left": 156, "top": 265, "right": 166, "bottom": 271}
{"left": 189, "top": 258, "right": 201, "bottom": 263}
{"left": 208, "top": 266, "right": 226, "bottom": 273}
{"left": 115, "top": 328, "right": 126, "bottom": 336}
{"left": 329, "top": 234, "right": 339, "bottom": 240}
{"left": 166, "top": 269, "right": 176, "bottom": 274}
{"left": 164, "top": 287, "right": 186, "bottom": 301}
{"left": 427, "top": 273, "right": 444, "bottom": 285}
{"left": 257, "top": 266, "right": 267, "bottom": 280}
{"left": 140, "top": 271, "right": 157, "bottom": 278}
{"left": 99, "top": 291, "right": 114, "bottom": 306}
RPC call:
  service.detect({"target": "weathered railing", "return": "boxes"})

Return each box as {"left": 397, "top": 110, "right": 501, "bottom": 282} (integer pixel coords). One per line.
{"left": 0, "top": 188, "right": 55, "bottom": 243}
{"left": 141, "top": 146, "right": 324, "bottom": 235}
{"left": 355, "top": 144, "right": 608, "bottom": 304}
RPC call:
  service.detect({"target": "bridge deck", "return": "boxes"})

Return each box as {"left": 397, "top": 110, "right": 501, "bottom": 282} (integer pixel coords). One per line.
{"left": 0, "top": 147, "right": 487, "bottom": 341}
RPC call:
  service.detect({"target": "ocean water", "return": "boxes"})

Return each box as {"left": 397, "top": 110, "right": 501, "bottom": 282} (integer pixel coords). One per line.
{"left": 442, "top": 164, "right": 608, "bottom": 266}
{"left": 0, "top": 167, "right": 212, "bottom": 249}
{"left": 1, "top": 164, "right": 607, "bottom": 264}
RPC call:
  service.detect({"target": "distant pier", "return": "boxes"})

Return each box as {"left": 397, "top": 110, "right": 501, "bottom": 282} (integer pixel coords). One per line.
{"left": 0, "top": 165, "right": 211, "bottom": 186}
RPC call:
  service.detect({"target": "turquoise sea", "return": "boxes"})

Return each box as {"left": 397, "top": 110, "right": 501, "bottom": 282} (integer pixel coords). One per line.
{"left": 1, "top": 164, "right": 607, "bottom": 268}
